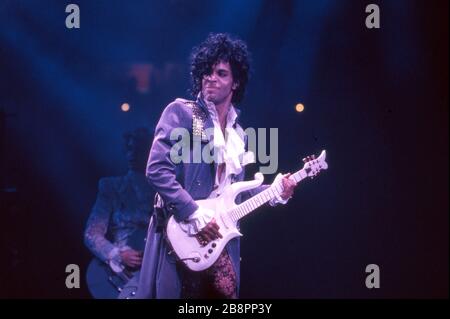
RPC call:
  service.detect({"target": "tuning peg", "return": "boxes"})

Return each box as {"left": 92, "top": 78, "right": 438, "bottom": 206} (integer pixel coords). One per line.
{"left": 302, "top": 157, "right": 307, "bottom": 163}
{"left": 312, "top": 154, "right": 316, "bottom": 159}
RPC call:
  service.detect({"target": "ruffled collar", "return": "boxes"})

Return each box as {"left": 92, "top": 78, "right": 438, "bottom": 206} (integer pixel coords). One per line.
{"left": 199, "top": 94, "right": 248, "bottom": 178}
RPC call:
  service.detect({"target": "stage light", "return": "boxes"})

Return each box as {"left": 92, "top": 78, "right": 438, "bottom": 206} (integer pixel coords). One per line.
{"left": 295, "top": 103, "right": 304, "bottom": 112}
{"left": 121, "top": 103, "right": 130, "bottom": 112}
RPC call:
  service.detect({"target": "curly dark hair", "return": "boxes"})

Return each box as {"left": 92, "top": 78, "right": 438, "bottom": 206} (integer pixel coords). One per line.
{"left": 189, "top": 33, "right": 251, "bottom": 105}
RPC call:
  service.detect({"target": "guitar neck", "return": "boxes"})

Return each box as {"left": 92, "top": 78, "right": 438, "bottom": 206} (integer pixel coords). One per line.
{"left": 228, "top": 167, "right": 310, "bottom": 222}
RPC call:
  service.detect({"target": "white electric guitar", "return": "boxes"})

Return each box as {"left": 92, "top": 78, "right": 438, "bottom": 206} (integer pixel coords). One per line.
{"left": 166, "top": 150, "right": 328, "bottom": 271}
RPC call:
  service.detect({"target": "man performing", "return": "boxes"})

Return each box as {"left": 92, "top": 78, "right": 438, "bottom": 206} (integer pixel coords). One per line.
{"left": 84, "top": 127, "right": 155, "bottom": 298}
{"left": 133, "top": 33, "right": 296, "bottom": 299}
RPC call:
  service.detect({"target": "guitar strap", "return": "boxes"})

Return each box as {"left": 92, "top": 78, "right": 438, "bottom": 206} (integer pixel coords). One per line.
{"left": 152, "top": 193, "right": 167, "bottom": 234}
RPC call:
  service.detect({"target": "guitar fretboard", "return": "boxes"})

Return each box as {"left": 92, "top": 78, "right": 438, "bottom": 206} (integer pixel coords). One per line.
{"left": 227, "top": 167, "right": 310, "bottom": 222}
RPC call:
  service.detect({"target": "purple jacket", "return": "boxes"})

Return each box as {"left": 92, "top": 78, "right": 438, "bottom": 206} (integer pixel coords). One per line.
{"left": 122, "top": 97, "right": 264, "bottom": 299}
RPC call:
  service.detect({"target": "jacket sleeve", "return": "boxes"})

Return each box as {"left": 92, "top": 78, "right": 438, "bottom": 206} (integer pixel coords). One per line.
{"left": 84, "top": 178, "right": 121, "bottom": 263}
{"left": 146, "top": 101, "right": 199, "bottom": 222}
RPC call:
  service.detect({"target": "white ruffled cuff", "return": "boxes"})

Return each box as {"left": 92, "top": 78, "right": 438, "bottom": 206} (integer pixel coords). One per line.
{"left": 107, "top": 246, "right": 124, "bottom": 272}
{"left": 269, "top": 173, "right": 290, "bottom": 206}
{"left": 185, "top": 207, "right": 215, "bottom": 235}
{"left": 107, "top": 246, "right": 132, "bottom": 272}
{"left": 269, "top": 196, "right": 289, "bottom": 206}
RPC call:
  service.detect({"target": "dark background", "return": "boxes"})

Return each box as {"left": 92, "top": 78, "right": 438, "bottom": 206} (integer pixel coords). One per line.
{"left": 0, "top": 0, "right": 448, "bottom": 298}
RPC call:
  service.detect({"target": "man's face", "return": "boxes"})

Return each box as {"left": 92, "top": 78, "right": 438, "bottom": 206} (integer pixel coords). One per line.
{"left": 125, "top": 137, "right": 147, "bottom": 171}
{"left": 201, "top": 61, "right": 237, "bottom": 105}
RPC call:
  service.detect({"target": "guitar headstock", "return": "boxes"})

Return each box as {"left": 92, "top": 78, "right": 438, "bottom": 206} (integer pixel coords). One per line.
{"left": 302, "top": 150, "right": 328, "bottom": 178}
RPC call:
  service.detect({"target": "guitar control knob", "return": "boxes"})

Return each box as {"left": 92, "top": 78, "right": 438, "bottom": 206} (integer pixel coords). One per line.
{"left": 208, "top": 249, "right": 213, "bottom": 254}
{"left": 211, "top": 243, "right": 217, "bottom": 248}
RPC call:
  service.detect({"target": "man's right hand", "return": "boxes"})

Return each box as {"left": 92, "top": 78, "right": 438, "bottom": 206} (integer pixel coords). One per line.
{"left": 196, "top": 218, "right": 222, "bottom": 245}
{"left": 119, "top": 249, "right": 143, "bottom": 268}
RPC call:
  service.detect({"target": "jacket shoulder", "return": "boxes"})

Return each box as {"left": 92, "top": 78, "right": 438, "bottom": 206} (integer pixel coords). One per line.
{"left": 165, "top": 98, "right": 196, "bottom": 113}
{"left": 158, "top": 98, "right": 197, "bottom": 124}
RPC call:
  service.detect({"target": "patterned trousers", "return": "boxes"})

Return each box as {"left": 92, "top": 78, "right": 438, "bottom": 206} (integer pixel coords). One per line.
{"left": 178, "top": 249, "right": 237, "bottom": 299}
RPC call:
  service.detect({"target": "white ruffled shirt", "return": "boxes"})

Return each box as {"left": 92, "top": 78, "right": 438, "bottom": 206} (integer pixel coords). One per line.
{"left": 185, "top": 98, "right": 253, "bottom": 235}
{"left": 185, "top": 98, "right": 288, "bottom": 235}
